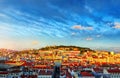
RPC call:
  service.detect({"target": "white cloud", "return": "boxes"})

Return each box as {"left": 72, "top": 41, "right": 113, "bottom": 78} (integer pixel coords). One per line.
{"left": 85, "top": 5, "right": 93, "bottom": 13}
{"left": 72, "top": 25, "right": 93, "bottom": 30}
{"left": 0, "top": 13, "right": 6, "bottom": 17}
{"left": 96, "top": 35, "right": 101, "bottom": 38}
{"left": 113, "top": 22, "right": 120, "bottom": 29}
{"left": 86, "top": 37, "right": 93, "bottom": 41}
{"left": 0, "top": 13, "right": 10, "bottom": 19}
{"left": 0, "top": 23, "right": 14, "bottom": 31}
{"left": 71, "top": 32, "right": 76, "bottom": 36}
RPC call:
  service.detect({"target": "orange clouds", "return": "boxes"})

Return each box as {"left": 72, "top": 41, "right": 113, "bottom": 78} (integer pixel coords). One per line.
{"left": 32, "top": 40, "right": 39, "bottom": 45}
{"left": 114, "top": 22, "right": 120, "bottom": 29}
{"left": 72, "top": 25, "right": 93, "bottom": 30}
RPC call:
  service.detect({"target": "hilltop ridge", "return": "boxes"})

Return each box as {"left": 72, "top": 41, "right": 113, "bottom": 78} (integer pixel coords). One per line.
{"left": 40, "top": 45, "right": 94, "bottom": 51}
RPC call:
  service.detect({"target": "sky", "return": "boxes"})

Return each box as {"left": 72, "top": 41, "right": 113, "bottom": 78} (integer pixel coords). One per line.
{"left": 0, "top": 0, "right": 120, "bottom": 51}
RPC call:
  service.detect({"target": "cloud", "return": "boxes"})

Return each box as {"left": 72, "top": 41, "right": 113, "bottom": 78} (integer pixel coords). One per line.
{"left": 113, "top": 22, "right": 120, "bottom": 29}
{"left": 31, "top": 40, "right": 39, "bottom": 45}
{"left": 96, "top": 35, "right": 101, "bottom": 38}
{"left": 85, "top": 5, "right": 93, "bottom": 13}
{"left": 0, "top": 13, "right": 10, "bottom": 19}
{"left": 71, "top": 32, "right": 76, "bottom": 36}
{"left": 86, "top": 37, "right": 93, "bottom": 41}
{"left": 0, "top": 13, "right": 7, "bottom": 17}
{"left": 72, "top": 25, "right": 93, "bottom": 30}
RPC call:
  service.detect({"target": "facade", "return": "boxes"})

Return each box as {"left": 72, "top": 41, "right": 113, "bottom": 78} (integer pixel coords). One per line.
{"left": 0, "top": 71, "right": 8, "bottom": 78}
{"left": 107, "top": 68, "right": 120, "bottom": 78}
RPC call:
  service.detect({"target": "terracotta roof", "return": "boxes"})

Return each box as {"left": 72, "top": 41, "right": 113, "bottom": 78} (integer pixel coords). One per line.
{"left": 10, "top": 70, "right": 22, "bottom": 73}
{"left": 93, "top": 68, "right": 103, "bottom": 73}
{"left": 33, "top": 65, "right": 52, "bottom": 69}
{"left": 80, "top": 71, "right": 94, "bottom": 76}
{"left": 0, "top": 71, "right": 8, "bottom": 74}
{"left": 108, "top": 69, "right": 120, "bottom": 73}
{"left": 22, "top": 61, "right": 34, "bottom": 66}
{"left": 5, "top": 61, "right": 16, "bottom": 63}
{"left": 62, "top": 63, "right": 69, "bottom": 66}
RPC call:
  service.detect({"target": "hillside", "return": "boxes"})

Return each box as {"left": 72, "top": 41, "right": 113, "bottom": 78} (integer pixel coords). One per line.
{"left": 40, "top": 45, "right": 94, "bottom": 52}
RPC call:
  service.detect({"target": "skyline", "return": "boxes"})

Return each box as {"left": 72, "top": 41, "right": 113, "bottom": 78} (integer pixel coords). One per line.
{"left": 0, "top": 0, "right": 120, "bottom": 51}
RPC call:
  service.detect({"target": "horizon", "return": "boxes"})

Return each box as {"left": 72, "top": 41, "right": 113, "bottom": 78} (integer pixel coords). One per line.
{"left": 0, "top": 0, "right": 120, "bottom": 51}
{"left": 0, "top": 45, "right": 119, "bottom": 52}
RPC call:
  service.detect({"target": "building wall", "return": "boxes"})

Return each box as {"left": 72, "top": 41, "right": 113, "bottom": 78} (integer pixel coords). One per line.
{"left": 110, "top": 73, "right": 120, "bottom": 78}
{"left": 38, "top": 75, "right": 52, "bottom": 78}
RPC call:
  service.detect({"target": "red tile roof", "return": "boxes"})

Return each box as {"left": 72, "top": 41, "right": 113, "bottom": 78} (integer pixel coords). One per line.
{"left": 0, "top": 71, "right": 8, "bottom": 74}
{"left": 80, "top": 71, "right": 93, "bottom": 76}
{"left": 93, "top": 68, "right": 103, "bottom": 73}
{"left": 10, "top": 70, "right": 22, "bottom": 73}
{"left": 108, "top": 69, "right": 120, "bottom": 73}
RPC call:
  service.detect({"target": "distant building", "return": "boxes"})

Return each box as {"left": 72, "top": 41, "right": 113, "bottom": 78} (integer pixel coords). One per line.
{"left": 38, "top": 69, "right": 52, "bottom": 78}
{"left": 107, "top": 68, "right": 120, "bottom": 78}
{"left": 0, "top": 71, "right": 8, "bottom": 78}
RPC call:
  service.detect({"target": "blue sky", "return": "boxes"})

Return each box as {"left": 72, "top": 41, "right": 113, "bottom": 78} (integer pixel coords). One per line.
{"left": 0, "top": 0, "right": 120, "bottom": 51}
